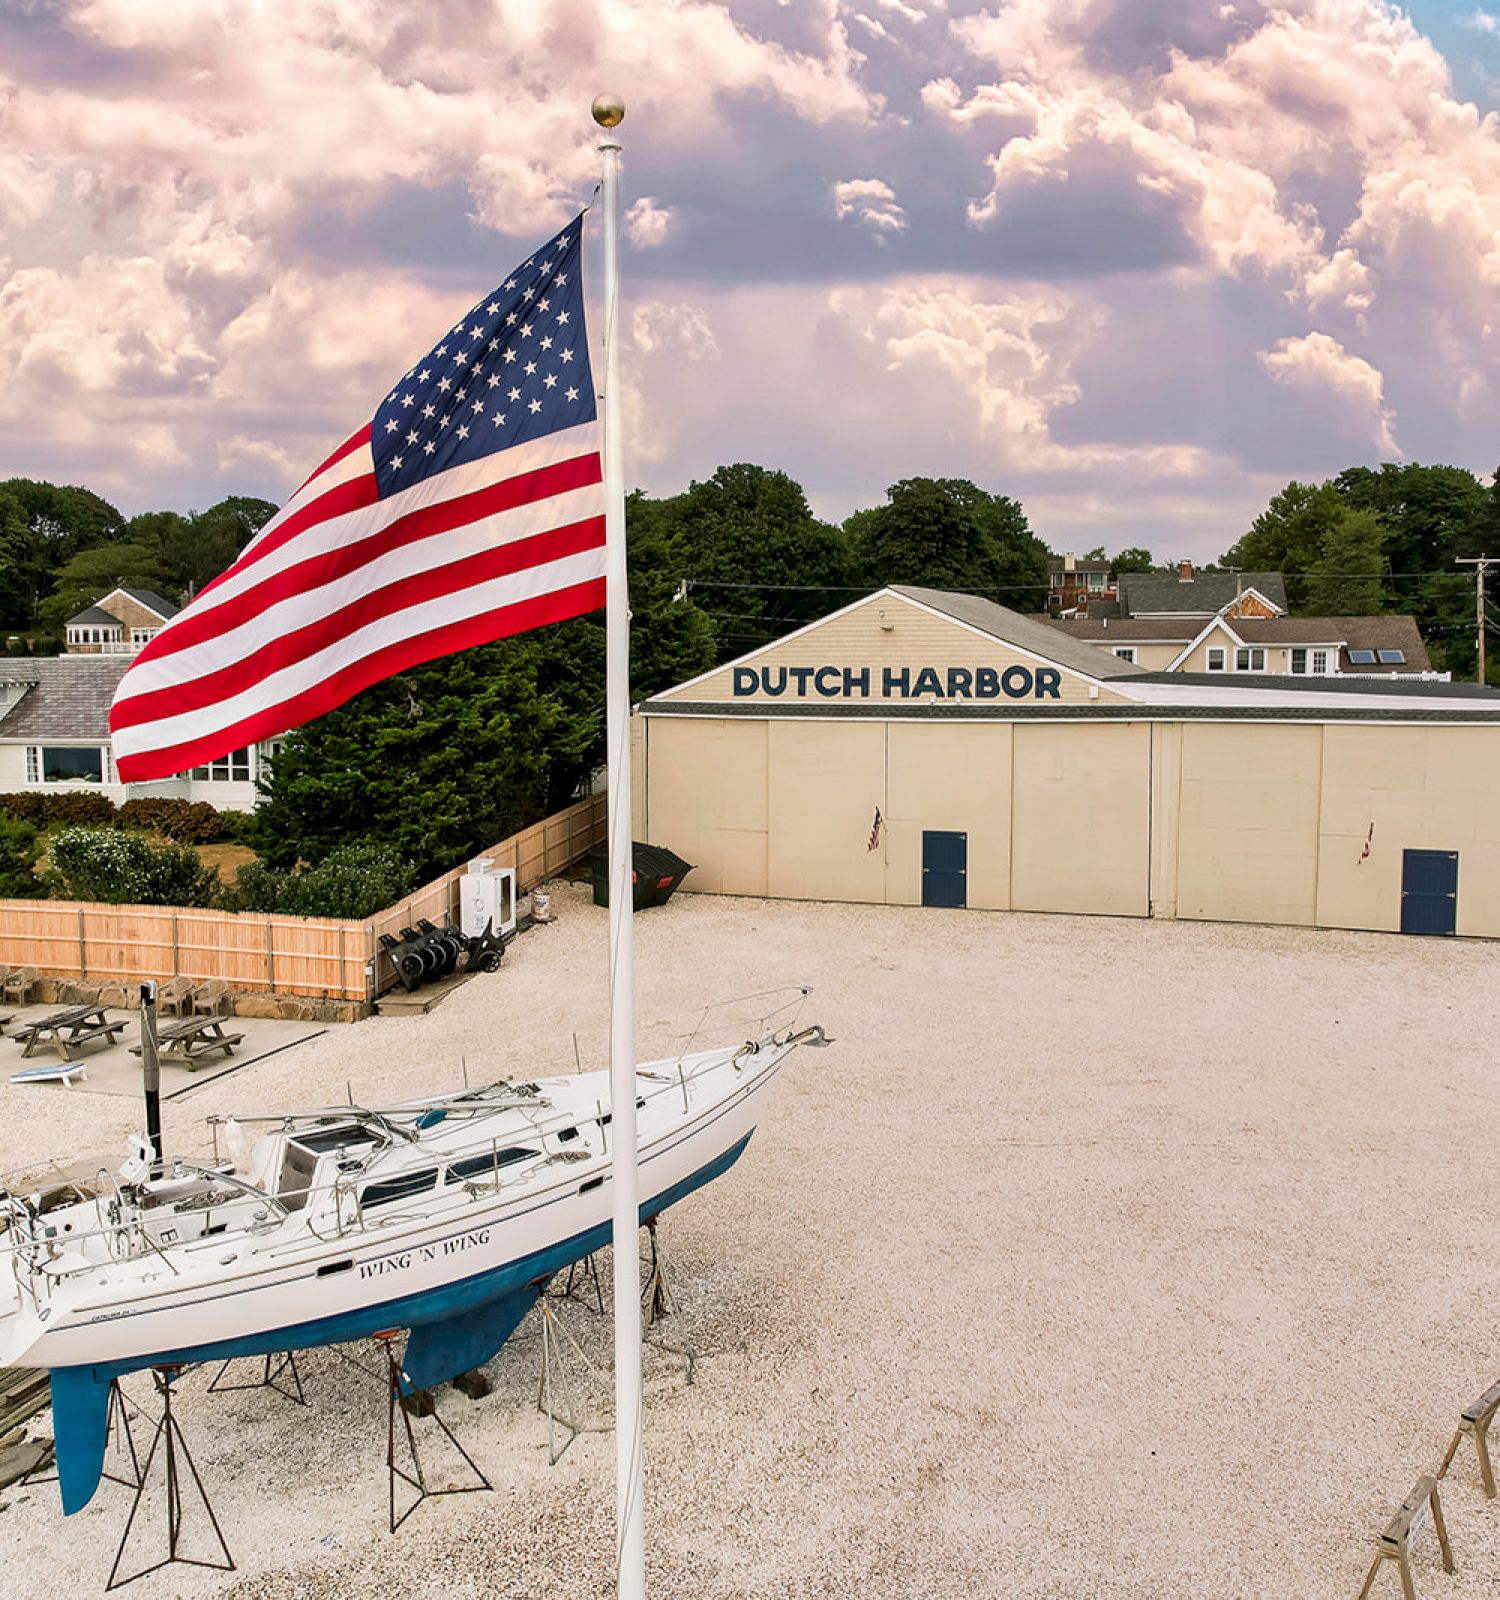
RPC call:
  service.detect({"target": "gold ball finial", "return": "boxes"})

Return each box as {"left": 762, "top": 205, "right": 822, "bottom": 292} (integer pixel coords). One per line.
{"left": 591, "top": 92, "right": 625, "bottom": 130}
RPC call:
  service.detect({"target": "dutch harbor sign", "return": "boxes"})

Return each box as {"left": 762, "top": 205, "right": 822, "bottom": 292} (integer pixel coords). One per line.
{"left": 732, "top": 663, "right": 1064, "bottom": 700}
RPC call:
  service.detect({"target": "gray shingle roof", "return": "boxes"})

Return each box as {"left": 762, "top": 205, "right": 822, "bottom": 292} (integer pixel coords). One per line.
{"left": 1041, "top": 616, "right": 1201, "bottom": 642}
{"left": 0, "top": 656, "right": 132, "bottom": 740}
{"left": 65, "top": 605, "right": 123, "bottom": 628}
{"left": 1119, "top": 570, "right": 1287, "bottom": 615}
{"left": 120, "top": 588, "right": 179, "bottom": 619}
{"left": 890, "top": 585, "right": 1146, "bottom": 680}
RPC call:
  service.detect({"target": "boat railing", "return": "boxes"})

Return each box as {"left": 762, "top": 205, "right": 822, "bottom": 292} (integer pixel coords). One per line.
{"left": 0, "top": 1018, "right": 814, "bottom": 1286}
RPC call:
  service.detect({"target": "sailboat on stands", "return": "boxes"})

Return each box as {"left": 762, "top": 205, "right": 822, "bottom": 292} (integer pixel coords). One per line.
{"left": 0, "top": 990, "right": 826, "bottom": 1513}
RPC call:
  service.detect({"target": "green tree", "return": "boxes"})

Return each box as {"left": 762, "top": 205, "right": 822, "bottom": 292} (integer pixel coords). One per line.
{"left": 0, "top": 479, "right": 124, "bottom": 628}
{"left": 1222, "top": 481, "right": 1346, "bottom": 610}
{"left": 41, "top": 541, "right": 173, "bottom": 631}
{"left": 250, "top": 632, "right": 592, "bottom": 879}
{"left": 1109, "top": 547, "right": 1155, "bottom": 574}
{"left": 1302, "top": 508, "right": 1388, "bottom": 615}
{"left": 168, "top": 496, "right": 277, "bottom": 595}
{"left": 846, "top": 478, "right": 1048, "bottom": 608}
{"left": 631, "top": 465, "right": 853, "bottom": 665}
{"left": 0, "top": 814, "right": 42, "bottom": 898}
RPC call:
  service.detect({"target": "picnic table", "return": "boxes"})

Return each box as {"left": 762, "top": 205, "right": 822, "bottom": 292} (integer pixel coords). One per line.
{"left": 131, "top": 1015, "right": 244, "bottom": 1070}
{"left": 11, "top": 1004, "right": 128, "bottom": 1062}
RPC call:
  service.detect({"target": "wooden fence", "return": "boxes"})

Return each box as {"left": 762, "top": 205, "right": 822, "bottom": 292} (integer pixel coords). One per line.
{"left": 0, "top": 792, "right": 608, "bottom": 1005}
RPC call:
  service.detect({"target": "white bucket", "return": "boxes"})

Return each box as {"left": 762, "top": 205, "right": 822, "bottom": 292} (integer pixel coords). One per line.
{"left": 531, "top": 891, "right": 553, "bottom": 923}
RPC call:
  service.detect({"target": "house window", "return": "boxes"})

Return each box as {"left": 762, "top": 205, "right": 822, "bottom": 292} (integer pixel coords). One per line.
{"left": 191, "top": 747, "right": 252, "bottom": 782}
{"left": 1087, "top": 572, "right": 1106, "bottom": 590}
{"left": 131, "top": 628, "right": 156, "bottom": 646}
{"left": 1348, "top": 649, "right": 1377, "bottom": 666}
{"left": 1113, "top": 646, "right": 1136, "bottom": 663}
{"left": 1235, "top": 647, "right": 1266, "bottom": 672}
{"left": 1312, "top": 649, "right": 1329, "bottom": 675}
{"left": 1378, "top": 649, "right": 1406, "bottom": 665}
{"left": 1206, "top": 647, "right": 1226, "bottom": 672}
{"left": 1290, "top": 648, "right": 1307, "bottom": 675}
{"left": 35, "top": 746, "right": 104, "bottom": 783}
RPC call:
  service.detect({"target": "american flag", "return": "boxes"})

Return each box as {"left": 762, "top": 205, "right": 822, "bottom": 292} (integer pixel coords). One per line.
{"left": 868, "top": 807, "right": 883, "bottom": 852}
{"left": 111, "top": 215, "right": 604, "bottom": 782}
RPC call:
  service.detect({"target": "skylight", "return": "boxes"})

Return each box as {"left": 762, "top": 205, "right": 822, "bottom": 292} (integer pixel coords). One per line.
{"left": 1377, "top": 649, "right": 1406, "bottom": 665}
{"left": 1348, "top": 649, "right": 1377, "bottom": 665}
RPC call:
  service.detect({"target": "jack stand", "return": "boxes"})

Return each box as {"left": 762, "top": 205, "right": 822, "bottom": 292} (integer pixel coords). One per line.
{"left": 374, "top": 1330, "right": 490, "bottom": 1532}
{"left": 536, "top": 1296, "right": 609, "bottom": 1464}
{"left": 24, "top": 1377, "right": 145, "bottom": 1492}
{"left": 106, "top": 1366, "right": 234, "bottom": 1590}
{"left": 642, "top": 1215, "right": 673, "bottom": 1328}
{"left": 208, "top": 1351, "right": 306, "bottom": 1406}
{"left": 554, "top": 1251, "right": 606, "bottom": 1315}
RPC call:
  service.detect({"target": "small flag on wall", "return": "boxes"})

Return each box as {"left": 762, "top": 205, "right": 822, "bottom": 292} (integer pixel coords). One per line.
{"left": 868, "top": 807, "right": 883, "bottom": 852}
{"left": 1358, "top": 822, "right": 1374, "bottom": 864}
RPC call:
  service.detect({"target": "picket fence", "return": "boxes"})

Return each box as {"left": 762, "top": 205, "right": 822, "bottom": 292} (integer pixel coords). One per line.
{"left": 0, "top": 792, "right": 607, "bottom": 1005}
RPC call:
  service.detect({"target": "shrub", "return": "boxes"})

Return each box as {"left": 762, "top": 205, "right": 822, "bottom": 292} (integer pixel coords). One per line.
{"left": 0, "top": 814, "right": 42, "bottom": 898}
{"left": 117, "top": 798, "right": 223, "bottom": 843}
{"left": 222, "top": 841, "right": 414, "bottom": 920}
{"left": 47, "top": 827, "right": 220, "bottom": 907}
{"left": 215, "top": 807, "right": 261, "bottom": 845}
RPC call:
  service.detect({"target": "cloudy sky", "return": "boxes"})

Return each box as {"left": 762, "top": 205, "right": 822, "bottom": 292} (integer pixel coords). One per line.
{"left": 2, "top": 0, "right": 1498, "bottom": 560}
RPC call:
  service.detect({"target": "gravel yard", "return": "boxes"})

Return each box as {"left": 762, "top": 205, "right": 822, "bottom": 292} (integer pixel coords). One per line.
{"left": 4, "top": 881, "right": 1500, "bottom": 1597}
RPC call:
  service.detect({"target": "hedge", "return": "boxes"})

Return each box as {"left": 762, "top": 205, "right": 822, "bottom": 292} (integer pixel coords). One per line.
{"left": 0, "top": 791, "right": 117, "bottom": 826}
{"left": 117, "top": 797, "right": 224, "bottom": 843}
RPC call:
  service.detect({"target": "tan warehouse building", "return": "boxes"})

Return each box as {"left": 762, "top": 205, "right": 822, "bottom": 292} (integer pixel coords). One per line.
{"left": 632, "top": 586, "right": 1500, "bottom": 938}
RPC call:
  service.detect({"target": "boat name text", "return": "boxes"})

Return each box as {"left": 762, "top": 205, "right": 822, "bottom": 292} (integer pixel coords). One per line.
{"left": 359, "top": 1226, "right": 492, "bottom": 1279}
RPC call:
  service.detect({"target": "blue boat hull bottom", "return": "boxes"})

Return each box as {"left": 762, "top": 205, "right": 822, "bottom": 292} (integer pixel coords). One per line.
{"left": 50, "top": 1131, "right": 753, "bottom": 1514}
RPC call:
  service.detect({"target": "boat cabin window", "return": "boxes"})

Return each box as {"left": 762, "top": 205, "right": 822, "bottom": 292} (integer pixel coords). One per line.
{"left": 361, "top": 1169, "right": 438, "bottom": 1210}
{"left": 445, "top": 1148, "right": 540, "bottom": 1184}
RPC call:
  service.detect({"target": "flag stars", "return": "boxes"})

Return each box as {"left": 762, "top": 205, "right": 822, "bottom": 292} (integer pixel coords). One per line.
{"left": 423, "top": 441, "right": 436, "bottom": 455}
{"left": 524, "top": 360, "right": 537, "bottom": 376}
{"left": 456, "top": 387, "right": 467, "bottom": 401}
{"left": 543, "top": 373, "right": 558, "bottom": 389}
{"left": 456, "top": 424, "right": 470, "bottom": 440}
{"left": 492, "top": 411, "right": 506, "bottom": 425}
{"left": 384, "top": 419, "right": 399, "bottom": 433}
{"left": 436, "top": 344, "right": 448, "bottom": 357}
{"left": 470, "top": 325, "right": 484, "bottom": 338}
{"left": 417, "top": 368, "right": 431, "bottom": 381}
{"left": 406, "top": 429, "right": 418, "bottom": 444}
{"left": 520, "top": 322, "right": 534, "bottom": 339}
{"left": 502, "top": 348, "right": 516, "bottom": 363}
{"left": 453, "top": 350, "right": 467, "bottom": 365}
{"left": 566, "top": 386, "right": 579, "bottom": 401}
{"left": 555, "top": 272, "right": 568, "bottom": 286}
{"left": 523, "top": 285, "right": 535, "bottom": 301}
{"left": 540, "top": 335, "right": 553, "bottom": 351}
{"left": 508, "top": 387, "right": 521, "bottom": 401}
{"left": 556, "top": 311, "right": 569, "bottom": 326}
{"left": 528, "top": 398, "right": 543, "bottom": 414}
{"left": 471, "top": 398, "right": 485, "bottom": 413}
{"left": 437, "top": 377, "right": 451, "bottom": 392}
{"left": 390, "top": 454, "right": 403, "bottom": 469}
{"left": 505, "top": 312, "right": 518, "bottom": 326}
{"left": 560, "top": 348, "right": 574, "bottom": 363}
{"left": 401, "top": 393, "right": 414, "bottom": 407}
{"left": 538, "top": 297, "right": 550, "bottom": 313}
{"left": 487, "top": 374, "right": 500, "bottom": 388}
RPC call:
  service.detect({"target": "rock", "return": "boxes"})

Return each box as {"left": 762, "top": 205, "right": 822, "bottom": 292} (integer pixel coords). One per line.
{"left": 452, "top": 1370, "right": 491, "bottom": 1401}
{"left": 0, "top": 1442, "right": 50, "bottom": 1491}
{"left": 234, "top": 994, "right": 284, "bottom": 1020}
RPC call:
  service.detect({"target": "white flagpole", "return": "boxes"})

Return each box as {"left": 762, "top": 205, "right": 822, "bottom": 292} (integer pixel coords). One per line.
{"left": 592, "top": 91, "right": 646, "bottom": 1600}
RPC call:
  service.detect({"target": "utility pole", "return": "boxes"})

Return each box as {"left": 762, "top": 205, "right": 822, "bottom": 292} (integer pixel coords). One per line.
{"left": 1457, "top": 556, "right": 1497, "bottom": 685}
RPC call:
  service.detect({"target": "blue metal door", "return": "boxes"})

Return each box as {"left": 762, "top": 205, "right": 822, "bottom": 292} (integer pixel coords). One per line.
{"left": 1401, "top": 849, "right": 1458, "bottom": 936}
{"left": 922, "top": 830, "right": 967, "bottom": 908}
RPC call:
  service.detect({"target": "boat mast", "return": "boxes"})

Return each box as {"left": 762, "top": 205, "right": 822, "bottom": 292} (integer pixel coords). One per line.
{"left": 593, "top": 91, "right": 647, "bottom": 1600}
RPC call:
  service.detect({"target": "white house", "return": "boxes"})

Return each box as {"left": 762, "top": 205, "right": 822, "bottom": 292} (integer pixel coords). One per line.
{"left": 0, "top": 656, "right": 276, "bottom": 811}
{"left": 64, "top": 587, "right": 180, "bottom": 655}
